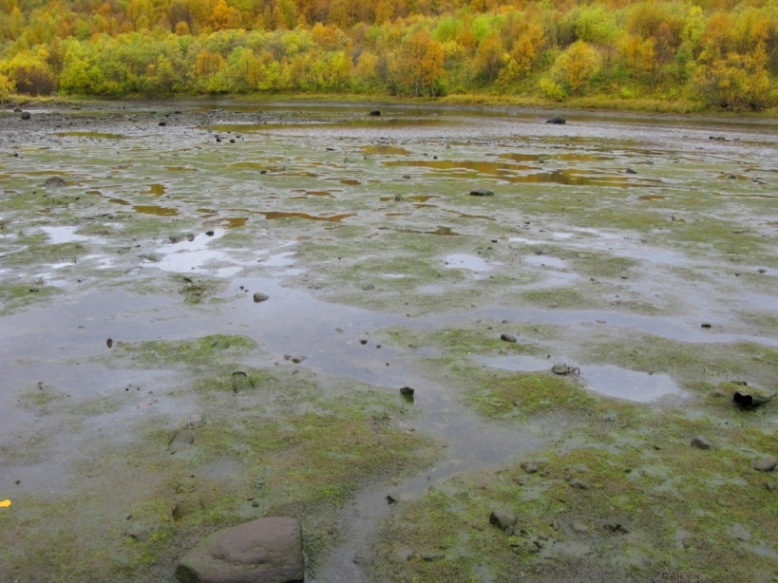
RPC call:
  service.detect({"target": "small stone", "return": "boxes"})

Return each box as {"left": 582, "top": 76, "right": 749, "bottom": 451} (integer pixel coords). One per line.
{"left": 291, "top": 356, "right": 307, "bottom": 364}
{"left": 500, "top": 333, "right": 517, "bottom": 343}
{"left": 701, "top": 323, "right": 712, "bottom": 329}
{"left": 253, "top": 292, "right": 269, "bottom": 303}
{"left": 752, "top": 456, "right": 777, "bottom": 472}
{"left": 159, "top": 121, "right": 167, "bottom": 126}
{"left": 205, "top": 230, "right": 215, "bottom": 236}
{"left": 386, "top": 494, "right": 398, "bottom": 504}
{"left": 399, "top": 386, "right": 415, "bottom": 397}
{"left": 360, "top": 339, "right": 368, "bottom": 345}
{"left": 21, "top": 111, "right": 31, "bottom": 120}
{"left": 369, "top": 110, "right": 381, "bottom": 116}
{"left": 570, "top": 479, "right": 589, "bottom": 490}
{"left": 43, "top": 176, "right": 67, "bottom": 188}
{"left": 626, "top": 168, "right": 637, "bottom": 174}
{"left": 106, "top": 338, "right": 113, "bottom": 348}
{"left": 766, "top": 482, "right": 776, "bottom": 491}
{"left": 572, "top": 522, "right": 589, "bottom": 533}
{"left": 546, "top": 116, "right": 566, "bottom": 124}
{"left": 691, "top": 436, "right": 713, "bottom": 450}
{"left": 470, "top": 188, "right": 494, "bottom": 196}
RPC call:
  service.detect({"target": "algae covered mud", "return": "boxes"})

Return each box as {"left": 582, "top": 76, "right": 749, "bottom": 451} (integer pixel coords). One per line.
{"left": 1, "top": 101, "right": 777, "bottom": 583}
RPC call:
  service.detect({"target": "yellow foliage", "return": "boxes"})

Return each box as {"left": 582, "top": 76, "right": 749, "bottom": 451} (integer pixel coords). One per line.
{"left": 175, "top": 20, "right": 191, "bottom": 35}
{"left": 550, "top": 40, "right": 599, "bottom": 95}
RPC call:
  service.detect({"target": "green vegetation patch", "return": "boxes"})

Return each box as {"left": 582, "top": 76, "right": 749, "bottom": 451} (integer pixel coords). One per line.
{"left": 368, "top": 410, "right": 778, "bottom": 583}
{"left": 102, "top": 334, "right": 258, "bottom": 370}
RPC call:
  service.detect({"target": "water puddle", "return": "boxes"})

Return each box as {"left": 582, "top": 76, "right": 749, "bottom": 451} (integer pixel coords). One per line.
{"left": 260, "top": 212, "right": 354, "bottom": 222}
{"left": 41, "top": 226, "right": 90, "bottom": 244}
{"left": 477, "top": 356, "right": 681, "bottom": 402}
{"left": 133, "top": 205, "right": 179, "bottom": 216}
{"left": 155, "top": 228, "right": 241, "bottom": 276}
{"left": 444, "top": 254, "right": 500, "bottom": 278}
{"left": 524, "top": 255, "right": 567, "bottom": 269}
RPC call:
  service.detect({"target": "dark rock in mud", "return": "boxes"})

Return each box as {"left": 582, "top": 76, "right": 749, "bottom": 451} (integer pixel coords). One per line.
{"left": 369, "top": 110, "right": 381, "bottom": 116}
{"left": 734, "top": 387, "right": 774, "bottom": 409}
{"left": 691, "top": 436, "right": 713, "bottom": 450}
{"left": 490, "top": 508, "right": 517, "bottom": 534}
{"left": 546, "top": 116, "right": 566, "bottom": 124}
{"left": 43, "top": 176, "right": 67, "bottom": 188}
{"left": 176, "top": 517, "right": 304, "bottom": 583}
{"left": 520, "top": 460, "right": 544, "bottom": 474}
{"left": 400, "top": 386, "right": 415, "bottom": 397}
{"left": 21, "top": 111, "right": 30, "bottom": 120}
{"left": 159, "top": 121, "right": 167, "bottom": 126}
{"left": 626, "top": 168, "right": 637, "bottom": 174}
{"left": 206, "top": 230, "right": 215, "bottom": 236}
{"left": 253, "top": 292, "right": 269, "bottom": 303}
{"left": 470, "top": 188, "right": 494, "bottom": 196}
{"left": 290, "top": 356, "right": 307, "bottom": 364}
{"left": 500, "top": 333, "right": 517, "bottom": 343}
{"left": 106, "top": 338, "right": 113, "bottom": 348}
{"left": 701, "top": 323, "right": 712, "bottom": 329}
{"left": 752, "top": 456, "right": 776, "bottom": 472}
{"left": 13, "top": 106, "right": 22, "bottom": 113}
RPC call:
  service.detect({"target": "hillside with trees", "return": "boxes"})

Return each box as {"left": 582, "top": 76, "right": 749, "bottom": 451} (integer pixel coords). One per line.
{"left": 1, "top": 0, "right": 777, "bottom": 110}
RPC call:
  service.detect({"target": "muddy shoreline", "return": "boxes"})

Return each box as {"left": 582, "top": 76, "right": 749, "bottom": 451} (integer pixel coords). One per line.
{"left": 1, "top": 101, "right": 777, "bottom": 583}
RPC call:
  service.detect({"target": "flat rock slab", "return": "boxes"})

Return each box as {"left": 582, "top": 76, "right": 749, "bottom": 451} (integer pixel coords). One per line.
{"left": 176, "top": 517, "right": 304, "bottom": 583}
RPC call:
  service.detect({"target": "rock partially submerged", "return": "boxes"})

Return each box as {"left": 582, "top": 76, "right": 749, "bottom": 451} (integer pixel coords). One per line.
{"left": 469, "top": 188, "right": 494, "bottom": 197}
{"left": 546, "top": 115, "right": 566, "bottom": 124}
{"left": 176, "top": 517, "right": 304, "bottom": 583}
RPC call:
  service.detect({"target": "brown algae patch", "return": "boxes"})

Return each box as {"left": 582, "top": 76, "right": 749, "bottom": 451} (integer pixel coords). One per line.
{"left": 147, "top": 184, "right": 166, "bottom": 196}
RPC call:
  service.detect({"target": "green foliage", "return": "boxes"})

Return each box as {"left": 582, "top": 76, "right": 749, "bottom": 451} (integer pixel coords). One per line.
{"left": 0, "top": 0, "right": 776, "bottom": 108}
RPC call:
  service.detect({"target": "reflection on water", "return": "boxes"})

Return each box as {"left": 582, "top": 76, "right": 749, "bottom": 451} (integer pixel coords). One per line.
{"left": 261, "top": 212, "right": 354, "bottom": 222}
{"left": 384, "top": 159, "right": 532, "bottom": 174}
{"left": 147, "top": 183, "right": 165, "bottom": 196}
{"left": 41, "top": 226, "right": 89, "bottom": 244}
{"left": 477, "top": 356, "right": 681, "bottom": 402}
{"left": 363, "top": 145, "right": 412, "bottom": 156}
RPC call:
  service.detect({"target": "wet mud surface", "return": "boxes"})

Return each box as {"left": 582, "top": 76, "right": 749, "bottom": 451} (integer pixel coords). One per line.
{"left": 1, "top": 101, "right": 777, "bottom": 583}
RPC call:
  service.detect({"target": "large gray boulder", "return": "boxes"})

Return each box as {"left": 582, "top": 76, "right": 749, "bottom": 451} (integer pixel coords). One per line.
{"left": 176, "top": 517, "right": 304, "bottom": 583}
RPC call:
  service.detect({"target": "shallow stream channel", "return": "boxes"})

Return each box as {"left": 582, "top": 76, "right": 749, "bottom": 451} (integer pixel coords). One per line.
{"left": 1, "top": 101, "right": 778, "bottom": 583}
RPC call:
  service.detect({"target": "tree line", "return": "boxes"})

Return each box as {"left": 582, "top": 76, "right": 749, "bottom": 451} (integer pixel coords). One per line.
{"left": 1, "top": 0, "right": 777, "bottom": 110}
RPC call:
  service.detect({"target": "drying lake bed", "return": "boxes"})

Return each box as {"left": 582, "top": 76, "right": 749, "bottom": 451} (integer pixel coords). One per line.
{"left": 1, "top": 101, "right": 777, "bottom": 582}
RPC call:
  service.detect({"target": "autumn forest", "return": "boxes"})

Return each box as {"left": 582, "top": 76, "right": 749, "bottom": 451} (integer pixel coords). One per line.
{"left": 1, "top": 0, "right": 777, "bottom": 110}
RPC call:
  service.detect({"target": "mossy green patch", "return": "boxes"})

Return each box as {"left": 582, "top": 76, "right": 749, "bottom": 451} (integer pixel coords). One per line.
{"left": 368, "top": 408, "right": 778, "bottom": 583}
{"left": 103, "top": 334, "right": 258, "bottom": 370}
